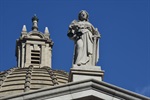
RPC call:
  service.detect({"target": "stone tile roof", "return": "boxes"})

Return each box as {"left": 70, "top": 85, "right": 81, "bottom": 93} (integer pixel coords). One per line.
{"left": 0, "top": 66, "right": 68, "bottom": 97}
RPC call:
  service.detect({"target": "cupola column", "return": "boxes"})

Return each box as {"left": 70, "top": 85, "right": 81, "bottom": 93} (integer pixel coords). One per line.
{"left": 40, "top": 44, "right": 46, "bottom": 67}
{"left": 25, "top": 43, "right": 31, "bottom": 67}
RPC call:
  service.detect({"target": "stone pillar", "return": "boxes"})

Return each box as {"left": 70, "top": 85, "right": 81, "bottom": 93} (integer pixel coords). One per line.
{"left": 45, "top": 44, "right": 52, "bottom": 68}
{"left": 17, "top": 46, "right": 20, "bottom": 67}
{"left": 21, "top": 43, "right": 25, "bottom": 68}
{"left": 45, "top": 44, "right": 48, "bottom": 67}
{"left": 25, "top": 43, "right": 31, "bottom": 67}
{"left": 49, "top": 47, "right": 52, "bottom": 68}
{"left": 40, "top": 44, "right": 45, "bottom": 67}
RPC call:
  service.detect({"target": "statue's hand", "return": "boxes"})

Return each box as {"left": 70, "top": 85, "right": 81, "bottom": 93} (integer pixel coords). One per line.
{"left": 67, "top": 29, "right": 75, "bottom": 38}
{"left": 67, "top": 32, "right": 74, "bottom": 38}
{"left": 76, "top": 32, "right": 83, "bottom": 37}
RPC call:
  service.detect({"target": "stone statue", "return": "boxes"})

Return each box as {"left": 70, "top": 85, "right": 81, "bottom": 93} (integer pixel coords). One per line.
{"left": 67, "top": 10, "right": 100, "bottom": 66}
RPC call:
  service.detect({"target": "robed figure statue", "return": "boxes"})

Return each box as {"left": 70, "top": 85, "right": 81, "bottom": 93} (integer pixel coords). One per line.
{"left": 67, "top": 10, "right": 100, "bottom": 66}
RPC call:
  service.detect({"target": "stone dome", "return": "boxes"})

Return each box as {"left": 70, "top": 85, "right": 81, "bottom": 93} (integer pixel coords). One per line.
{"left": 0, "top": 15, "right": 69, "bottom": 98}
{"left": 0, "top": 66, "right": 68, "bottom": 97}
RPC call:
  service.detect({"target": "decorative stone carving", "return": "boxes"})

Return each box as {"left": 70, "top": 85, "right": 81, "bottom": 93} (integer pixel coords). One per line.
{"left": 24, "top": 65, "right": 33, "bottom": 92}
{"left": 68, "top": 10, "right": 100, "bottom": 66}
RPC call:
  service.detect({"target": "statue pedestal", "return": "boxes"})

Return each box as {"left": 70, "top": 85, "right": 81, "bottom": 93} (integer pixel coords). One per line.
{"left": 69, "top": 65, "right": 104, "bottom": 82}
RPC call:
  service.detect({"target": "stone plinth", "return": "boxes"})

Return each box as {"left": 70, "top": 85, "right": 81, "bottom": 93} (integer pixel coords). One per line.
{"left": 69, "top": 65, "right": 104, "bottom": 82}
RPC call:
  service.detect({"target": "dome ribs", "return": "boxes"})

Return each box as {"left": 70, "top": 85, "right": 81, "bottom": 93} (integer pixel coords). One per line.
{"left": 44, "top": 66, "right": 59, "bottom": 86}
{"left": 30, "top": 67, "right": 53, "bottom": 90}
{"left": 24, "top": 65, "right": 33, "bottom": 92}
{"left": 0, "top": 68, "right": 16, "bottom": 87}
{"left": 0, "top": 67, "right": 69, "bottom": 97}
{"left": 53, "top": 70, "right": 69, "bottom": 84}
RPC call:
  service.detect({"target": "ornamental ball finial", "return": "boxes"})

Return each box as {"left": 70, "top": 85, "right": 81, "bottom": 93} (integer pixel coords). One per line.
{"left": 32, "top": 14, "right": 39, "bottom": 22}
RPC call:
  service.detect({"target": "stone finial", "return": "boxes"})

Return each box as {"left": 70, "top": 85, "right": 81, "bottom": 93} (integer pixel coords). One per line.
{"left": 21, "top": 25, "right": 27, "bottom": 37}
{"left": 44, "top": 27, "right": 50, "bottom": 39}
{"left": 44, "top": 27, "right": 49, "bottom": 34}
{"left": 22, "top": 25, "right": 27, "bottom": 32}
{"left": 32, "top": 14, "right": 39, "bottom": 31}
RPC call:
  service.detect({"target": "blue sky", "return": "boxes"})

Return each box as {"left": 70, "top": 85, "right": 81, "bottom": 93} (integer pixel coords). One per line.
{"left": 0, "top": 0, "right": 149, "bottom": 97}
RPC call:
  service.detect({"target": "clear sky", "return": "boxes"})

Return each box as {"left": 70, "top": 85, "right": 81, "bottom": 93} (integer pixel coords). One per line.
{"left": 0, "top": 0, "right": 149, "bottom": 97}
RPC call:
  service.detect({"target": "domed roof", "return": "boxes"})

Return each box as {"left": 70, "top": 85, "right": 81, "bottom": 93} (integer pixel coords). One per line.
{"left": 0, "top": 66, "right": 68, "bottom": 97}
{"left": 0, "top": 15, "right": 69, "bottom": 98}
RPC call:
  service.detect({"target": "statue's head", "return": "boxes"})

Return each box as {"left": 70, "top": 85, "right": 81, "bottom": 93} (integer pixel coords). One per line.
{"left": 78, "top": 10, "right": 89, "bottom": 21}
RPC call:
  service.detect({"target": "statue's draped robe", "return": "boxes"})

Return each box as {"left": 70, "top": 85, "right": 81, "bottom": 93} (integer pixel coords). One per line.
{"left": 69, "top": 21, "right": 99, "bottom": 66}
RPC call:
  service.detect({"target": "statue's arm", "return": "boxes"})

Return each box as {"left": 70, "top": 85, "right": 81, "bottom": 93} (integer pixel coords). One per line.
{"left": 67, "top": 20, "right": 78, "bottom": 40}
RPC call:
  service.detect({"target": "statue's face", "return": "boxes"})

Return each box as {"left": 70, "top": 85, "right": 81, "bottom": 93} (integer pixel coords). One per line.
{"left": 79, "top": 11, "right": 88, "bottom": 21}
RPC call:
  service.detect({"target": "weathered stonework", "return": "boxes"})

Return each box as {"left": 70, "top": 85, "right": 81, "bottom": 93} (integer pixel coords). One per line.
{"left": 16, "top": 15, "right": 53, "bottom": 68}
{"left": 68, "top": 10, "right": 100, "bottom": 66}
{"left": 68, "top": 10, "right": 104, "bottom": 82}
{"left": 0, "top": 15, "right": 69, "bottom": 98}
{"left": 0, "top": 67, "right": 68, "bottom": 97}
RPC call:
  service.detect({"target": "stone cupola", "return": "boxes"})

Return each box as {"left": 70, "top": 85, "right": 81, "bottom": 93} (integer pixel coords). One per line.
{"left": 16, "top": 15, "right": 53, "bottom": 68}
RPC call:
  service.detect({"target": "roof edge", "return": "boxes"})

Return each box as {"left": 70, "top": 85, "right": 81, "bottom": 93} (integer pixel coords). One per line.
{"left": 1, "top": 79, "right": 149, "bottom": 100}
